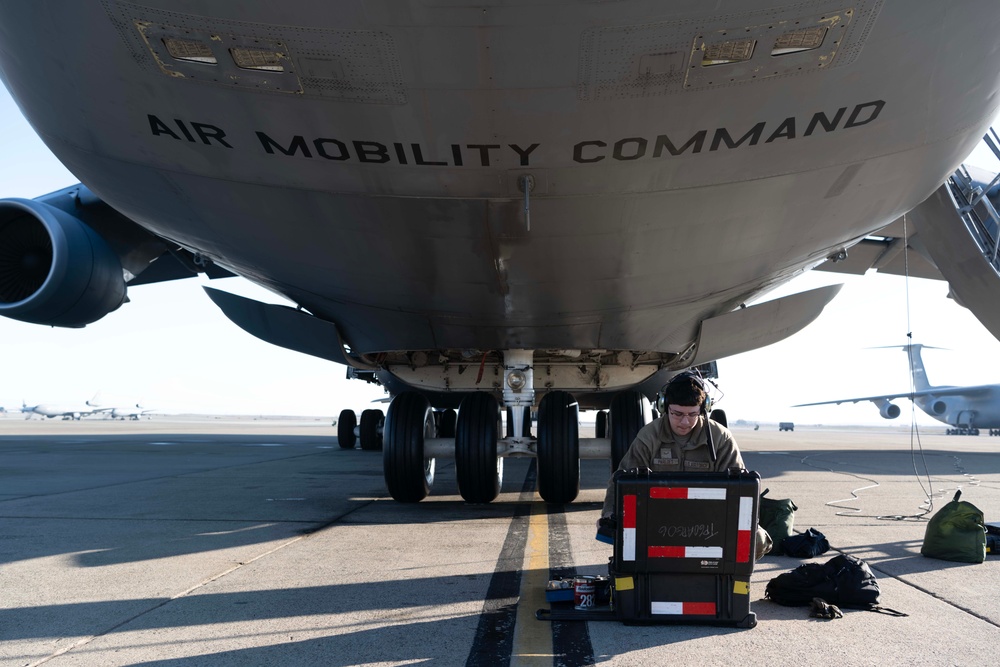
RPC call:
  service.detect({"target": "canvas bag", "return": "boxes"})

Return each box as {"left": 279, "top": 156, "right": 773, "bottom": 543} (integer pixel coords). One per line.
{"left": 759, "top": 488, "right": 797, "bottom": 555}
{"left": 921, "top": 490, "right": 987, "bottom": 563}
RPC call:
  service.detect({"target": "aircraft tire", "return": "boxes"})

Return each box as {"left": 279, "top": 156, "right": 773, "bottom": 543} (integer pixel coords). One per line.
{"left": 360, "top": 409, "right": 384, "bottom": 450}
{"left": 455, "top": 393, "right": 503, "bottom": 503}
{"left": 710, "top": 408, "right": 728, "bottom": 428}
{"left": 537, "top": 390, "right": 580, "bottom": 504}
{"left": 610, "top": 391, "right": 645, "bottom": 472}
{"left": 337, "top": 409, "right": 357, "bottom": 449}
{"left": 383, "top": 392, "right": 436, "bottom": 502}
{"left": 595, "top": 410, "right": 608, "bottom": 439}
{"left": 438, "top": 409, "right": 457, "bottom": 438}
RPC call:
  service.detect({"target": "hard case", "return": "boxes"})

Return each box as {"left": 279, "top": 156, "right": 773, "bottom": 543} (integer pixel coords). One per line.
{"left": 611, "top": 468, "right": 761, "bottom": 628}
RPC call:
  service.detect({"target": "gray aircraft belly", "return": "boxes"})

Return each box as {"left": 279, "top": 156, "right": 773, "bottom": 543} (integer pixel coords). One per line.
{"left": 1, "top": 1, "right": 998, "bottom": 356}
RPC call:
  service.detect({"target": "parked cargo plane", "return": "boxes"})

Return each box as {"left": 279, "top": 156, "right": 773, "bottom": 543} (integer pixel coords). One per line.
{"left": 19, "top": 396, "right": 111, "bottom": 421}
{"left": 109, "top": 404, "right": 156, "bottom": 421}
{"left": 2, "top": 2, "right": 1000, "bottom": 502}
{"left": 794, "top": 345, "right": 1000, "bottom": 435}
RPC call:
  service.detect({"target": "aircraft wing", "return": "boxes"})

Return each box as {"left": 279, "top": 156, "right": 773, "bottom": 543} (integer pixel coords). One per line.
{"left": 795, "top": 385, "right": 994, "bottom": 407}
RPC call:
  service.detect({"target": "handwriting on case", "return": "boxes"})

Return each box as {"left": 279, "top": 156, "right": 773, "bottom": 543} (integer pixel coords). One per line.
{"left": 658, "top": 523, "right": 719, "bottom": 541}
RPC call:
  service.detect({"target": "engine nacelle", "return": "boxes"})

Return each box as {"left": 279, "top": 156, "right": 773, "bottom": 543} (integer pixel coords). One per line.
{"left": 875, "top": 398, "right": 901, "bottom": 420}
{"left": 0, "top": 198, "right": 125, "bottom": 327}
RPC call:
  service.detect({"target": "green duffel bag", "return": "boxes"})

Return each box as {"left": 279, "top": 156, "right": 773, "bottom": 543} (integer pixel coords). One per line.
{"left": 759, "top": 488, "right": 797, "bottom": 556}
{"left": 921, "top": 490, "right": 986, "bottom": 564}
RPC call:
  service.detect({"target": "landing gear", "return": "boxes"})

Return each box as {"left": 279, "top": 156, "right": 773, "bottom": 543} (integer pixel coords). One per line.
{"left": 360, "top": 409, "right": 384, "bottom": 450}
{"left": 438, "top": 409, "right": 457, "bottom": 438}
{"left": 506, "top": 406, "right": 532, "bottom": 437}
{"left": 946, "top": 427, "right": 980, "bottom": 436}
{"left": 595, "top": 410, "right": 608, "bottom": 438}
{"left": 456, "top": 393, "right": 503, "bottom": 503}
{"left": 383, "top": 392, "right": 436, "bottom": 502}
{"left": 537, "top": 390, "right": 579, "bottom": 503}
{"left": 610, "top": 391, "right": 645, "bottom": 472}
{"left": 337, "top": 409, "right": 357, "bottom": 449}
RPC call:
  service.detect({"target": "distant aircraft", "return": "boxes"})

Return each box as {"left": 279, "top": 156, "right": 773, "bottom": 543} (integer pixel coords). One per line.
{"left": 794, "top": 344, "right": 1000, "bottom": 436}
{"left": 109, "top": 404, "right": 155, "bottom": 421}
{"left": 20, "top": 395, "right": 111, "bottom": 420}
{"left": 2, "top": 3, "right": 1000, "bottom": 503}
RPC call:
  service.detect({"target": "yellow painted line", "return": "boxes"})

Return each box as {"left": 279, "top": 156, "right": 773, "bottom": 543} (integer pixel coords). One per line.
{"left": 511, "top": 499, "right": 554, "bottom": 666}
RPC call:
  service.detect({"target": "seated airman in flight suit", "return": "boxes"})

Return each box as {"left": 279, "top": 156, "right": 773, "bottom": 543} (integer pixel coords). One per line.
{"left": 599, "top": 372, "right": 771, "bottom": 559}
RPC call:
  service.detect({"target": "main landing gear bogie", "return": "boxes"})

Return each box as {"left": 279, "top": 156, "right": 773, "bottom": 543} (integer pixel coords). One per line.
{"left": 375, "top": 385, "right": 651, "bottom": 504}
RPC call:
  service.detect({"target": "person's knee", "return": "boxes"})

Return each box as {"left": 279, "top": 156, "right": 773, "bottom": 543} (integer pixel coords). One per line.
{"left": 755, "top": 526, "right": 773, "bottom": 560}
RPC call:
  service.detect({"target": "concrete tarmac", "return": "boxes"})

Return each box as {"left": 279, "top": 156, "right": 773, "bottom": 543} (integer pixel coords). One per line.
{"left": 1, "top": 417, "right": 998, "bottom": 666}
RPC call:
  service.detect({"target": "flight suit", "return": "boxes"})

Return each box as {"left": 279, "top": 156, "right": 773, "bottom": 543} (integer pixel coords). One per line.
{"left": 601, "top": 415, "right": 771, "bottom": 559}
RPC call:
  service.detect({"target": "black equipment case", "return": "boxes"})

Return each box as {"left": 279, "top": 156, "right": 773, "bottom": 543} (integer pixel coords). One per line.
{"left": 611, "top": 469, "right": 761, "bottom": 628}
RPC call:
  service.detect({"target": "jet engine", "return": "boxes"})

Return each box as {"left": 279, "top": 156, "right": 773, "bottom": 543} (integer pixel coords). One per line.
{"left": 0, "top": 198, "right": 126, "bottom": 327}
{"left": 875, "top": 398, "right": 900, "bottom": 419}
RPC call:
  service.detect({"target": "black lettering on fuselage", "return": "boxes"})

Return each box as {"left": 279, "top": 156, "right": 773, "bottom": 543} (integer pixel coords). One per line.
{"left": 314, "top": 138, "right": 349, "bottom": 160}
{"left": 354, "top": 141, "right": 389, "bottom": 163}
{"left": 151, "top": 99, "right": 886, "bottom": 166}
{"left": 845, "top": 100, "right": 885, "bottom": 128}
{"left": 191, "top": 122, "right": 232, "bottom": 148}
{"left": 469, "top": 144, "right": 500, "bottom": 167}
{"left": 653, "top": 131, "right": 707, "bottom": 157}
{"left": 710, "top": 121, "right": 766, "bottom": 151}
{"left": 257, "top": 132, "right": 312, "bottom": 157}
{"left": 148, "top": 115, "right": 180, "bottom": 140}
{"left": 804, "top": 107, "right": 846, "bottom": 136}
{"left": 149, "top": 115, "right": 231, "bottom": 148}
{"left": 573, "top": 140, "right": 606, "bottom": 163}
{"left": 765, "top": 117, "right": 796, "bottom": 142}
{"left": 613, "top": 137, "right": 646, "bottom": 160}
{"left": 412, "top": 143, "right": 446, "bottom": 166}
{"left": 510, "top": 143, "right": 540, "bottom": 166}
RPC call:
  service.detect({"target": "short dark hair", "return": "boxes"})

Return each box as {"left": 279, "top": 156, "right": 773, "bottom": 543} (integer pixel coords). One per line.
{"left": 664, "top": 374, "right": 706, "bottom": 408}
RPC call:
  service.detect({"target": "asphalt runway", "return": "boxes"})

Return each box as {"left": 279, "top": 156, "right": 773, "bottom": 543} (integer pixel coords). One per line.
{"left": 1, "top": 417, "right": 998, "bottom": 666}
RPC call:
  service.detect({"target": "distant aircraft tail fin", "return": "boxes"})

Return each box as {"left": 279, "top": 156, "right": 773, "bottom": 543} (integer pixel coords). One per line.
{"left": 869, "top": 343, "right": 944, "bottom": 391}
{"left": 906, "top": 344, "right": 933, "bottom": 391}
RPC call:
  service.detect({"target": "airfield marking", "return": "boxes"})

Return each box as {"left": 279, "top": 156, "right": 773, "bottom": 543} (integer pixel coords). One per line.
{"left": 465, "top": 464, "right": 536, "bottom": 666}
{"left": 511, "top": 499, "right": 554, "bottom": 665}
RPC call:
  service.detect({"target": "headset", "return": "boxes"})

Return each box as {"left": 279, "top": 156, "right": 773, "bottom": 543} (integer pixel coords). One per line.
{"left": 656, "top": 370, "right": 713, "bottom": 416}
{"left": 656, "top": 370, "right": 718, "bottom": 462}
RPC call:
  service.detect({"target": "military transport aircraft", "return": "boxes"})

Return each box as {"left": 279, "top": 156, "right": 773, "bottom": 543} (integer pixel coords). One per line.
{"left": 19, "top": 396, "right": 111, "bottom": 420}
{"left": 794, "top": 344, "right": 1000, "bottom": 436}
{"left": 1, "top": 2, "right": 1000, "bottom": 504}
{"left": 108, "top": 404, "right": 157, "bottom": 421}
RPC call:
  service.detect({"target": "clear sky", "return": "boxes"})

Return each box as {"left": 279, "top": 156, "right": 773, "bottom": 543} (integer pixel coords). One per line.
{"left": 2, "top": 85, "right": 999, "bottom": 426}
